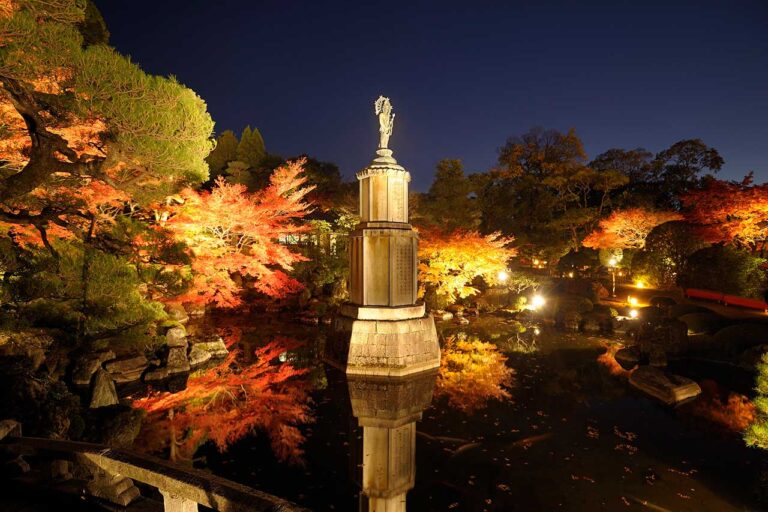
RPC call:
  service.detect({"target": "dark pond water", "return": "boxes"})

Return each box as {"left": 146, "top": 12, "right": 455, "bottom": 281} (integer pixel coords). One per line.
{"left": 133, "top": 313, "right": 766, "bottom": 512}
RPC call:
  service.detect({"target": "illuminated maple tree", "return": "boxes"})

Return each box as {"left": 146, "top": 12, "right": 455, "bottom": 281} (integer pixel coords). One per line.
{"left": 134, "top": 332, "right": 314, "bottom": 464}
{"left": 162, "top": 160, "right": 314, "bottom": 307}
{"left": 418, "top": 229, "right": 516, "bottom": 302}
{"left": 582, "top": 208, "right": 682, "bottom": 250}
{"left": 682, "top": 176, "right": 768, "bottom": 254}
{"left": 435, "top": 336, "right": 514, "bottom": 413}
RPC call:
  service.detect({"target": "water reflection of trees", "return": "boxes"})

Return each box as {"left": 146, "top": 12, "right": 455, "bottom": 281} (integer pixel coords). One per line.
{"left": 133, "top": 331, "right": 314, "bottom": 464}
{"left": 435, "top": 336, "right": 514, "bottom": 412}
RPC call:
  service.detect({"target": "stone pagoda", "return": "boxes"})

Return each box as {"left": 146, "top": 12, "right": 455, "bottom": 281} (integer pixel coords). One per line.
{"left": 329, "top": 96, "right": 440, "bottom": 376}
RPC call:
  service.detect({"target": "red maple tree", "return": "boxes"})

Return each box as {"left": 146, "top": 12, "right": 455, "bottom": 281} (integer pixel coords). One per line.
{"left": 582, "top": 208, "right": 682, "bottom": 250}
{"left": 682, "top": 176, "right": 768, "bottom": 254}
{"left": 162, "top": 159, "right": 315, "bottom": 307}
{"left": 133, "top": 331, "right": 314, "bottom": 464}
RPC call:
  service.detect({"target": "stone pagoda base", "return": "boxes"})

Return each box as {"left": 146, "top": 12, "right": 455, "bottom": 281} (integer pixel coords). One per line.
{"left": 326, "top": 304, "right": 440, "bottom": 377}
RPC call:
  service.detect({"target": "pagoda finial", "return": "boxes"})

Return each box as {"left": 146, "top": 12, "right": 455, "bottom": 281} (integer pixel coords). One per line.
{"left": 375, "top": 96, "right": 395, "bottom": 150}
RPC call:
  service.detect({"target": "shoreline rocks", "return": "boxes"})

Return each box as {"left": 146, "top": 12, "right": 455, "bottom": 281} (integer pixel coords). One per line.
{"left": 105, "top": 355, "right": 148, "bottom": 384}
{"left": 72, "top": 350, "right": 116, "bottom": 386}
{"left": 89, "top": 369, "right": 118, "bottom": 408}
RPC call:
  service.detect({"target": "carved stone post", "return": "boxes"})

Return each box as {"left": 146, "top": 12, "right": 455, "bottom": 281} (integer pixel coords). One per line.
{"left": 329, "top": 97, "right": 440, "bottom": 376}
{"left": 160, "top": 489, "right": 199, "bottom": 512}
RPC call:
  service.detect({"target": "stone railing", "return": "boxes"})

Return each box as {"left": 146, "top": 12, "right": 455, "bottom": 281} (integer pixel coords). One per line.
{"left": 0, "top": 420, "right": 307, "bottom": 512}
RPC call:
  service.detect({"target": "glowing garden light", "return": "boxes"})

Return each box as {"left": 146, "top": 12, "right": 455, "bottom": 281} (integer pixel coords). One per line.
{"left": 629, "top": 309, "right": 638, "bottom": 319}
{"left": 497, "top": 270, "right": 509, "bottom": 283}
{"left": 531, "top": 294, "right": 546, "bottom": 310}
{"left": 635, "top": 280, "right": 645, "bottom": 289}
{"left": 628, "top": 296, "right": 638, "bottom": 306}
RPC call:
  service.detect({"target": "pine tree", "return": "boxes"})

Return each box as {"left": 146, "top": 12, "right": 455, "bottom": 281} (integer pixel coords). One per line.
{"left": 236, "top": 125, "right": 266, "bottom": 169}
{"left": 0, "top": 0, "right": 214, "bottom": 209}
{"left": 205, "top": 130, "right": 239, "bottom": 177}
{"left": 420, "top": 159, "right": 479, "bottom": 230}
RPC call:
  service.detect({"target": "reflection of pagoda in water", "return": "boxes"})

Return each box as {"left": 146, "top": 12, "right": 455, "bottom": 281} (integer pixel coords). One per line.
{"left": 348, "top": 370, "right": 437, "bottom": 512}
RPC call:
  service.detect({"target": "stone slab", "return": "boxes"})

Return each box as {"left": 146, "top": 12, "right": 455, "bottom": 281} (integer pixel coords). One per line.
{"left": 341, "top": 303, "right": 425, "bottom": 321}
{"left": 629, "top": 366, "right": 701, "bottom": 405}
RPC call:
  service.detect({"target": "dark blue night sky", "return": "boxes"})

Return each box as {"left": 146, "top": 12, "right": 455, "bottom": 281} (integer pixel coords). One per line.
{"left": 96, "top": 0, "right": 768, "bottom": 190}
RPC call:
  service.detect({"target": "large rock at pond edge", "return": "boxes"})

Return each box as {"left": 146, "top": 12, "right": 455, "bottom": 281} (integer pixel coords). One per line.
{"left": 615, "top": 347, "right": 640, "bottom": 370}
{"left": 143, "top": 366, "right": 169, "bottom": 382}
{"left": 105, "top": 355, "right": 148, "bottom": 383}
{"left": 629, "top": 366, "right": 701, "bottom": 405}
{"left": 89, "top": 369, "right": 118, "bottom": 408}
{"left": 163, "top": 303, "right": 189, "bottom": 324}
{"left": 188, "top": 345, "right": 212, "bottom": 367}
{"left": 192, "top": 338, "right": 229, "bottom": 359}
{"left": 166, "top": 347, "right": 190, "bottom": 374}
{"left": 72, "top": 351, "right": 116, "bottom": 386}
{"left": 165, "top": 326, "right": 187, "bottom": 348}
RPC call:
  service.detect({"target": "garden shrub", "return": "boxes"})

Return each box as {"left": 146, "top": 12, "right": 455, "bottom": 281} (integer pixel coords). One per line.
{"left": 630, "top": 250, "right": 662, "bottom": 288}
{"left": 745, "top": 353, "right": 768, "bottom": 450}
{"left": 680, "top": 245, "right": 766, "bottom": 299}
{"left": 644, "top": 221, "right": 707, "bottom": 288}
{"left": 12, "top": 241, "right": 166, "bottom": 349}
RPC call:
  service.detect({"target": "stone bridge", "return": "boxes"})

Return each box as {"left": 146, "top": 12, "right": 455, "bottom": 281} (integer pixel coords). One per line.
{"left": 0, "top": 420, "right": 307, "bottom": 512}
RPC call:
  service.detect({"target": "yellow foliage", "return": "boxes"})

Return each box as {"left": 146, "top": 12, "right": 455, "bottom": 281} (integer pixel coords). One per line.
{"left": 418, "top": 229, "right": 515, "bottom": 302}
{"left": 435, "top": 336, "right": 514, "bottom": 412}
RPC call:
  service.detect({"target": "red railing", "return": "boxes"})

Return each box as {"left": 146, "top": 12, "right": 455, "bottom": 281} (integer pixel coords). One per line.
{"left": 685, "top": 288, "right": 768, "bottom": 312}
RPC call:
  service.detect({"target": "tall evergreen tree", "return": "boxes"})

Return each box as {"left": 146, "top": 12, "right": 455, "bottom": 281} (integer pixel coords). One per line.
{"left": 420, "top": 159, "right": 479, "bottom": 231}
{"left": 237, "top": 125, "right": 266, "bottom": 169}
{"left": 206, "top": 130, "right": 239, "bottom": 177}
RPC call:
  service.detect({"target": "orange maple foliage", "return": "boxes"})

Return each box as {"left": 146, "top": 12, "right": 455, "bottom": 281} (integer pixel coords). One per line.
{"left": 687, "top": 380, "right": 756, "bottom": 433}
{"left": 596, "top": 344, "right": 634, "bottom": 378}
{"left": 133, "top": 332, "right": 314, "bottom": 464}
{"left": 435, "top": 336, "right": 514, "bottom": 413}
{"left": 162, "top": 160, "right": 314, "bottom": 307}
{"left": 418, "top": 228, "right": 516, "bottom": 301}
{"left": 0, "top": 177, "right": 132, "bottom": 248}
{"left": 681, "top": 177, "right": 768, "bottom": 253}
{"left": 582, "top": 208, "right": 683, "bottom": 250}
